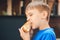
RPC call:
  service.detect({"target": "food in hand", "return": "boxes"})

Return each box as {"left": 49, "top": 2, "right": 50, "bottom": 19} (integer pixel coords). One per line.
{"left": 22, "top": 21, "right": 31, "bottom": 33}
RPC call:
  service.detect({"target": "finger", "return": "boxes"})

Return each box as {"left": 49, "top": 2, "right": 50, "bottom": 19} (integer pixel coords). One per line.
{"left": 20, "top": 27, "right": 25, "bottom": 33}
{"left": 18, "top": 27, "right": 23, "bottom": 34}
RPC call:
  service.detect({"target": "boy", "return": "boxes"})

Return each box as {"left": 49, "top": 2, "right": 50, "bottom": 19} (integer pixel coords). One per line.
{"left": 19, "top": 1, "right": 56, "bottom": 40}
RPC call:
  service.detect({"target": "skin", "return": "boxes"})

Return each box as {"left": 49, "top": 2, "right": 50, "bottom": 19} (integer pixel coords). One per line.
{"left": 26, "top": 8, "right": 50, "bottom": 30}
{"left": 19, "top": 8, "right": 50, "bottom": 40}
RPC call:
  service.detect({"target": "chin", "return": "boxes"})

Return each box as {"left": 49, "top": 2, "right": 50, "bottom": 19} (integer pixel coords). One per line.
{"left": 31, "top": 23, "right": 38, "bottom": 29}
{"left": 32, "top": 28, "right": 35, "bottom": 29}
{"left": 32, "top": 26, "right": 37, "bottom": 30}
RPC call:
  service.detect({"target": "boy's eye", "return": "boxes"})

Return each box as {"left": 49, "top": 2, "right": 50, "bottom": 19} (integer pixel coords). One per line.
{"left": 29, "top": 13, "right": 33, "bottom": 16}
{"left": 29, "top": 14, "right": 32, "bottom": 16}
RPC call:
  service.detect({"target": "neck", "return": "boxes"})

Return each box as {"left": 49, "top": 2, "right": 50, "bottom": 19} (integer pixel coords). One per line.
{"left": 39, "top": 21, "right": 50, "bottom": 30}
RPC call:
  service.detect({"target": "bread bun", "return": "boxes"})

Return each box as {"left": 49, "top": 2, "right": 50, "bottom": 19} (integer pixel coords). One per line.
{"left": 22, "top": 21, "right": 31, "bottom": 33}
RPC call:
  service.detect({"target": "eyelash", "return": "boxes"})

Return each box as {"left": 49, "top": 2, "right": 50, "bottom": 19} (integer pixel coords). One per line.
{"left": 29, "top": 14, "right": 32, "bottom": 16}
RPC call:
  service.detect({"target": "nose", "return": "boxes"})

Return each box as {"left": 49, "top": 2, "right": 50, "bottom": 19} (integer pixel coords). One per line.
{"left": 27, "top": 17, "right": 30, "bottom": 21}
{"left": 27, "top": 16, "right": 32, "bottom": 23}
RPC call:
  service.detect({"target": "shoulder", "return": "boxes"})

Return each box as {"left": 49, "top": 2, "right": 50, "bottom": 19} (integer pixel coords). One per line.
{"left": 43, "top": 28, "right": 55, "bottom": 35}
{"left": 32, "top": 28, "right": 56, "bottom": 40}
{"left": 41, "top": 30, "right": 56, "bottom": 40}
{"left": 40, "top": 28, "right": 56, "bottom": 40}
{"left": 41, "top": 33, "right": 56, "bottom": 40}
{"left": 43, "top": 28, "right": 56, "bottom": 37}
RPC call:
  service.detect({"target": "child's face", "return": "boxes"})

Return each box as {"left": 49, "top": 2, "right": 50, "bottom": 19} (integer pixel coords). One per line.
{"left": 26, "top": 9, "right": 45, "bottom": 29}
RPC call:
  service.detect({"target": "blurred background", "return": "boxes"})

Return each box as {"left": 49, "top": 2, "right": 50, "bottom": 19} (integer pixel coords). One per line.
{"left": 0, "top": 0, "right": 60, "bottom": 40}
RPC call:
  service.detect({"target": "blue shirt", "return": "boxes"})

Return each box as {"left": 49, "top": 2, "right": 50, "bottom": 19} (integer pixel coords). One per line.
{"left": 32, "top": 28, "right": 56, "bottom": 40}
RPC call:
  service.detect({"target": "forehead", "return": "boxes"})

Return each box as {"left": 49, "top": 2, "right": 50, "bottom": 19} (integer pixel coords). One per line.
{"left": 25, "top": 8, "right": 39, "bottom": 15}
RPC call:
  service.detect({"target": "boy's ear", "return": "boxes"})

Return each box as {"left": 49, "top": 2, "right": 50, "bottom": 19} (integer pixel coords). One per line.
{"left": 42, "top": 11, "right": 48, "bottom": 19}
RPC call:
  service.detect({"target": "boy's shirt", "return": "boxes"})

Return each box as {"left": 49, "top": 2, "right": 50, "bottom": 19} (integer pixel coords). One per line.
{"left": 32, "top": 28, "right": 56, "bottom": 40}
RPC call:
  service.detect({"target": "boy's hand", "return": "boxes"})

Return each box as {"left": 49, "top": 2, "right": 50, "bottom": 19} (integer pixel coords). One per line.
{"left": 19, "top": 27, "right": 30, "bottom": 40}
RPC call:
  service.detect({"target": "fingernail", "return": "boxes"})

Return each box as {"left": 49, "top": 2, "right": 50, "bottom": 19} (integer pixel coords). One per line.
{"left": 18, "top": 28, "right": 20, "bottom": 30}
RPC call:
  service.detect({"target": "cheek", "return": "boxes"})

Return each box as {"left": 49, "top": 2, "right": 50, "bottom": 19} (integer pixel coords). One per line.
{"left": 31, "top": 16, "right": 37, "bottom": 23}
{"left": 31, "top": 17, "right": 41, "bottom": 29}
{"left": 31, "top": 17, "right": 39, "bottom": 25}
{"left": 32, "top": 16, "right": 42, "bottom": 26}
{"left": 31, "top": 23, "right": 38, "bottom": 29}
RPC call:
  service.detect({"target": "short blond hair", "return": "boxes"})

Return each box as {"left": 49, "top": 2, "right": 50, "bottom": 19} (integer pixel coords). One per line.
{"left": 25, "top": 1, "right": 50, "bottom": 21}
